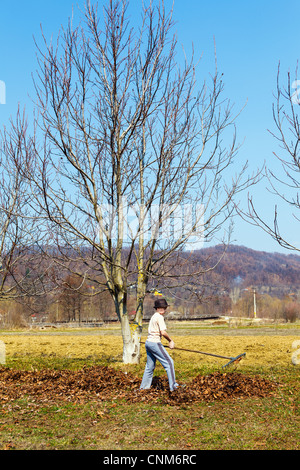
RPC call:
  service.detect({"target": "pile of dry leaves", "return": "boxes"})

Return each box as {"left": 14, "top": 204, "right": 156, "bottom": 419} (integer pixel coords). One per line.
{"left": 0, "top": 366, "right": 278, "bottom": 405}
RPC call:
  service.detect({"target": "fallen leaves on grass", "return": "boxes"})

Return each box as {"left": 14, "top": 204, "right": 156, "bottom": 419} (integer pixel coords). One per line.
{"left": 0, "top": 366, "right": 278, "bottom": 406}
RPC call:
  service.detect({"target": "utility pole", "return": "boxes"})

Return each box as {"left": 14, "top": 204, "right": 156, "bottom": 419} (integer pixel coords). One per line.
{"left": 253, "top": 289, "right": 257, "bottom": 319}
{"left": 243, "top": 288, "right": 257, "bottom": 318}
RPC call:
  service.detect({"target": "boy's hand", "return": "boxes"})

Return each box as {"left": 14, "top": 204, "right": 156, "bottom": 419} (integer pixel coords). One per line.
{"left": 169, "top": 340, "right": 175, "bottom": 349}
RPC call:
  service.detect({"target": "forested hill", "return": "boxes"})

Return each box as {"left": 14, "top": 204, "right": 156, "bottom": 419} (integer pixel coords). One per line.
{"left": 194, "top": 245, "right": 300, "bottom": 291}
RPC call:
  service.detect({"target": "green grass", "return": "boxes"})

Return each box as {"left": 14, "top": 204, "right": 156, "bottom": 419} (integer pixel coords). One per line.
{"left": 0, "top": 389, "right": 299, "bottom": 450}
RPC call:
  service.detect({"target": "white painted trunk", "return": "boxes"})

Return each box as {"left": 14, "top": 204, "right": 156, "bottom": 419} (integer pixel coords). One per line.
{"left": 114, "top": 289, "right": 144, "bottom": 364}
{"left": 121, "top": 319, "right": 141, "bottom": 364}
{"left": 118, "top": 302, "right": 142, "bottom": 364}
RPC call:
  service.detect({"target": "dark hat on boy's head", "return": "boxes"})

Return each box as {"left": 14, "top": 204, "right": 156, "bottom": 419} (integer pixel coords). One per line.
{"left": 154, "top": 298, "right": 169, "bottom": 309}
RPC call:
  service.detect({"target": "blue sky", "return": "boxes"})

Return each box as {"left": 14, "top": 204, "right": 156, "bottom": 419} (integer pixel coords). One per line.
{"left": 0, "top": 0, "right": 300, "bottom": 254}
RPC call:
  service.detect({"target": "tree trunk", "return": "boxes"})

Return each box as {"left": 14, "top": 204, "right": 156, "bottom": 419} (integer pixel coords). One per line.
{"left": 115, "top": 291, "right": 142, "bottom": 364}
{"left": 122, "top": 316, "right": 142, "bottom": 364}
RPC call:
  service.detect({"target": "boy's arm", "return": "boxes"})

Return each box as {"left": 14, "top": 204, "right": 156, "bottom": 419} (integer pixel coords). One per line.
{"left": 160, "top": 330, "right": 175, "bottom": 349}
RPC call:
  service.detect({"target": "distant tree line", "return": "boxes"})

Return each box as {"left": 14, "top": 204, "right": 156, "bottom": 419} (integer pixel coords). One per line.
{"left": 1, "top": 245, "right": 300, "bottom": 327}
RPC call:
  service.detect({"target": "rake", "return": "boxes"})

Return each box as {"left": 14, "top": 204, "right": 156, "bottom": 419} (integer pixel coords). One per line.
{"left": 140, "top": 341, "right": 246, "bottom": 368}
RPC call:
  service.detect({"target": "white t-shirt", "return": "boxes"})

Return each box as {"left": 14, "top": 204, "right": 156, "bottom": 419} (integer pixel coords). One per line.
{"left": 147, "top": 311, "right": 167, "bottom": 343}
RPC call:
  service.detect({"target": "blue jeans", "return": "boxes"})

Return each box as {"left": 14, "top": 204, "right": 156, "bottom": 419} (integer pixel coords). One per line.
{"left": 140, "top": 340, "right": 178, "bottom": 391}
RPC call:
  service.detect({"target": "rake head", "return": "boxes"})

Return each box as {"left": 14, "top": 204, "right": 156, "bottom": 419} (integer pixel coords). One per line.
{"left": 222, "top": 353, "right": 246, "bottom": 368}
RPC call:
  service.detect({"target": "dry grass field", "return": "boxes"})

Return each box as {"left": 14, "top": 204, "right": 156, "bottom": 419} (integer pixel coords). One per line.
{"left": 0, "top": 322, "right": 299, "bottom": 369}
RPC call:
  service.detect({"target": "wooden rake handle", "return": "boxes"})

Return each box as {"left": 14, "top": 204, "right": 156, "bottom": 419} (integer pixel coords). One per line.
{"left": 140, "top": 341, "right": 246, "bottom": 367}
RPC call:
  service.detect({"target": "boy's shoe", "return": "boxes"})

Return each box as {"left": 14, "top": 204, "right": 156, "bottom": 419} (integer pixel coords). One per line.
{"left": 170, "top": 384, "right": 186, "bottom": 393}
{"left": 175, "top": 384, "right": 186, "bottom": 389}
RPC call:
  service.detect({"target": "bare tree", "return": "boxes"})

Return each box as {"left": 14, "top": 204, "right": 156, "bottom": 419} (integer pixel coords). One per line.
{"left": 58, "top": 274, "right": 87, "bottom": 323}
{"left": 246, "top": 64, "right": 300, "bottom": 252}
{"left": 0, "top": 108, "right": 53, "bottom": 302}
{"left": 23, "top": 0, "right": 256, "bottom": 363}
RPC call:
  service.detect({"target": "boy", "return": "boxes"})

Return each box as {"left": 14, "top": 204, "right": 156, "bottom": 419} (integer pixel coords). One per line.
{"left": 140, "top": 298, "right": 179, "bottom": 392}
